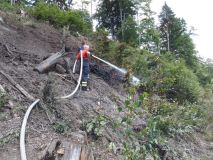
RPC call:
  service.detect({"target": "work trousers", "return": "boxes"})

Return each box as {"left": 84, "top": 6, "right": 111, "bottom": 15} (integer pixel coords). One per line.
{"left": 76, "top": 59, "right": 90, "bottom": 82}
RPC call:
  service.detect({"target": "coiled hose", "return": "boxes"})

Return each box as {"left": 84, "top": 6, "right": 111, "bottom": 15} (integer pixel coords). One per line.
{"left": 20, "top": 99, "right": 40, "bottom": 160}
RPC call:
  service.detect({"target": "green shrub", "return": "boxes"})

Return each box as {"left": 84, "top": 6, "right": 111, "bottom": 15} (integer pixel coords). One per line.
{"left": 152, "top": 101, "right": 203, "bottom": 136}
{"left": 86, "top": 115, "right": 109, "bottom": 138}
{"left": 119, "top": 90, "right": 162, "bottom": 160}
{"left": 0, "top": 131, "right": 19, "bottom": 146}
{"left": 29, "top": 2, "right": 92, "bottom": 35}
{"left": 52, "top": 122, "right": 69, "bottom": 133}
{"left": 129, "top": 51, "right": 201, "bottom": 103}
{"left": 159, "top": 59, "right": 201, "bottom": 103}
{"left": 119, "top": 87, "right": 205, "bottom": 159}
{"left": 0, "top": 0, "right": 28, "bottom": 12}
{"left": 0, "top": 1, "right": 18, "bottom": 11}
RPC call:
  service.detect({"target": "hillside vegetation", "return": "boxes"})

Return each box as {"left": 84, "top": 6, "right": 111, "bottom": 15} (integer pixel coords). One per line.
{"left": 0, "top": 0, "right": 213, "bottom": 160}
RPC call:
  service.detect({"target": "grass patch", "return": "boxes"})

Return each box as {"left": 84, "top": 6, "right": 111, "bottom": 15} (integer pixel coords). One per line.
{"left": 0, "top": 130, "right": 19, "bottom": 146}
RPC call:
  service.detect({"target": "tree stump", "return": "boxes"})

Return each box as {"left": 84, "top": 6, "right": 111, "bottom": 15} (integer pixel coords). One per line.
{"left": 40, "top": 132, "right": 94, "bottom": 160}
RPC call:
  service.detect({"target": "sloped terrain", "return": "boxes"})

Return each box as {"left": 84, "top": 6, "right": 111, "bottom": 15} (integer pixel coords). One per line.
{"left": 0, "top": 11, "right": 127, "bottom": 160}
{"left": 0, "top": 11, "right": 213, "bottom": 160}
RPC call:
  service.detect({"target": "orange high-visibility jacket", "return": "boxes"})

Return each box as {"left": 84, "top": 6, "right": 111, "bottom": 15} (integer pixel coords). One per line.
{"left": 76, "top": 50, "right": 90, "bottom": 60}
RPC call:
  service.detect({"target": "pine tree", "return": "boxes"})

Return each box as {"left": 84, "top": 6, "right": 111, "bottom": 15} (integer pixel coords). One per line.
{"left": 159, "top": 3, "right": 197, "bottom": 67}
{"left": 159, "top": 3, "right": 176, "bottom": 52}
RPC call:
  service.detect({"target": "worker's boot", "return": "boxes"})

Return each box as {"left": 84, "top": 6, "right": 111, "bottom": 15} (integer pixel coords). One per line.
{"left": 87, "top": 80, "right": 91, "bottom": 91}
{"left": 81, "top": 81, "right": 88, "bottom": 91}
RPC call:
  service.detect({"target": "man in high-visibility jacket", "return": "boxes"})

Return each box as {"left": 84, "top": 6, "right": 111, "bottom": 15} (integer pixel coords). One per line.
{"left": 76, "top": 44, "right": 91, "bottom": 91}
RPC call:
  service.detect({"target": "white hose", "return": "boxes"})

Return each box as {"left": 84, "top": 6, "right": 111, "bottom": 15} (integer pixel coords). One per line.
{"left": 72, "top": 59, "right": 77, "bottom": 74}
{"left": 92, "top": 55, "right": 140, "bottom": 85}
{"left": 20, "top": 51, "right": 83, "bottom": 159}
{"left": 92, "top": 55, "right": 126, "bottom": 74}
{"left": 20, "top": 99, "right": 40, "bottom": 160}
{"left": 59, "top": 50, "right": 83, "bottom": 99}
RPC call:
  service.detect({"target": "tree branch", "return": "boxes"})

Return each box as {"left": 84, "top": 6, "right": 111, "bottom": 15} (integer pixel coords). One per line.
{"left": 0, "top": 70, "right": 35, "bottom": 101}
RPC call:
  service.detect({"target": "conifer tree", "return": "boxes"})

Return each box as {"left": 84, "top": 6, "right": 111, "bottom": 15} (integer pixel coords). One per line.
{"left": 159, "top": 3, "right": 197, "bottom": 67}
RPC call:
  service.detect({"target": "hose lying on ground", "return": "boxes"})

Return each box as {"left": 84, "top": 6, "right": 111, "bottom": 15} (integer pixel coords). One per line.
{"left": 20, "top": 99, "right": 40, "bottom": 160}
{"left": 59, "top": 50, "right": 83, "bottom": 99}
{"left": 20, "top": 51, "right": 83, "bottom": 159}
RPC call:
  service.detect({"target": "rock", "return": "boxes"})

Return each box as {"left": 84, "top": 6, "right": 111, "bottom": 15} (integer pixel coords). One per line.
{"left": 5, "top": 100, "right": 14, "bottom": 109}
{"left": 97, "top": 101, "right": 101, "bottom": 106}
{"left": 132, "top": 116, "right": 147, "bottom": 132}
{"left": 24, "top": 61, "right": 29, "bottom": 66}
{"left": 57, "top": 148, "right": 65, "bottom": 155}
{"left": 55, "top": 64, "right": 66, "bottom": 74}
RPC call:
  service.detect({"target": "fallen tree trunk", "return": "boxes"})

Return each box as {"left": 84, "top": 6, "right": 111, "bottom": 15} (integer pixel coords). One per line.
{"left": 0, "top": 70, "right": 35, "bottom": 101}
{"left": 34, "top": 50, "right": 65, "bottom": 73}
{"left": 34, "top": 48, "right": 75, "bottom": 73}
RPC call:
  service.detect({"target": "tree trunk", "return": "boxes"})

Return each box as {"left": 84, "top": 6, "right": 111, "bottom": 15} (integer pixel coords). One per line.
{"left": 34, "top": 51, "right": 64, "bottom": 73}
{"left": 40, "top": 133, "right": 94, "bottom": 160}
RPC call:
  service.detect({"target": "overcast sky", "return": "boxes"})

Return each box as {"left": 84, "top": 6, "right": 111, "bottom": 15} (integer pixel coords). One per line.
{"left": 151, "top": 0, "right": 213, "bottom": 60}
{"left": 74, "top": 0, "right": 213, "bottom": 60}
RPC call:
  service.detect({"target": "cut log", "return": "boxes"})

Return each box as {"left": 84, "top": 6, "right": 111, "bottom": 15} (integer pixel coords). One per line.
{"left": 0, "top": 70, "right": 35, "bottom": 101}
{"left": 34, "top": 50, "right": 75, "bottom": 73}
{"left": 65, "top": 142, "right": 82, "bottom": 160}
{"left": 41, "top": 141, "right": 94, "bottom": 160}
{"left": 40, "top": 132, "right": 94, "bottom": 160}
{"left": 57, "top": 141, "right": 94, "bottom": 160}
{"left": 80, "top": 146, "right": 94, "bottom": 160}
{"left": 34, "top": 50, "right": 65, "bottom": 73}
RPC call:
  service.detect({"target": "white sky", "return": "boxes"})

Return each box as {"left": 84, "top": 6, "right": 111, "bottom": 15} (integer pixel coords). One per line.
{"left": 151, "top": 0, "right": 213, "bottom": 60}
{"left": 73, "top": 0, "right": 213, "bottom": 60}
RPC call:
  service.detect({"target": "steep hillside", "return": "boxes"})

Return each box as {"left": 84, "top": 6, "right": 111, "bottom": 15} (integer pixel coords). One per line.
{"left": 0, "top": 11, "right": 213, "bottom": 160}
{"left": 0, "top": 11, "right": 127, "bottom": 160}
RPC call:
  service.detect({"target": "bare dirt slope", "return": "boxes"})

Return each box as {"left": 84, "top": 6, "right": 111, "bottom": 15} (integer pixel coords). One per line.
{"left": 0, "top": 11, "right": 126, "bottom": 160}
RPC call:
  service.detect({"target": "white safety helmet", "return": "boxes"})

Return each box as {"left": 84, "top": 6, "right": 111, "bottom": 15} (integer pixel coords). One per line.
{"left": 83, "top": 45, "right": 89, "bottom": 50}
